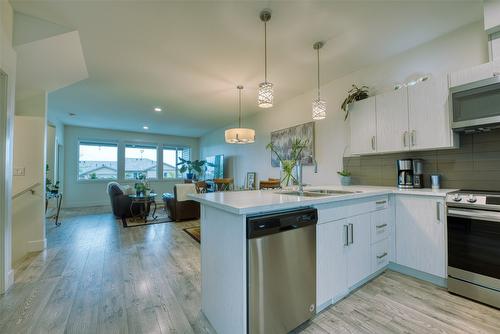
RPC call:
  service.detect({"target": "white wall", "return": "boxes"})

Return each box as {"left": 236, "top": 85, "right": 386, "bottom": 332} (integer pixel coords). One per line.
{"left": 63, "top": 125, "right": 200, "bottom": 208}
{"left": 12, "top": 115, "right": 46, "bottom": 264}
{"left": 0, "top": 0, "right": 17, "bottom": 292}
{"left": 12, "top": 93, "right": 48, "bottom": 264}
{"left": 200, "top": 21, "right": 488, "bottom": 188}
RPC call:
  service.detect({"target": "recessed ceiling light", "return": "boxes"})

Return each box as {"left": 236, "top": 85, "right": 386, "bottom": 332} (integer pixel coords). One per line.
{"left": 143, "top": 126, "right": 149, "bottom": 130}
{"left": 153, "top": 107, "right": 162, "bottom": 112}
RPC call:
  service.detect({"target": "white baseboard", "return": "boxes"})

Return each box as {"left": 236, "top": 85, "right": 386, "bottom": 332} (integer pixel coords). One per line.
{"left": 6, "top": 269, "right": 14, "bottom": 290}
{"left": 27, "top": 238, "right": 47, "bottom": 252}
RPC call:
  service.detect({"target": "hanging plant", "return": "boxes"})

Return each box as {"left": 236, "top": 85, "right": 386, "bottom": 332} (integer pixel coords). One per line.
{"left": 341, "top": 84, "right": 369, "bottom": 120}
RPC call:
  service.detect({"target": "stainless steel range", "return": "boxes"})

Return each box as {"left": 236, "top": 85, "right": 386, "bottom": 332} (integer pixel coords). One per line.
{"left": 446, "top": 190, "right": 500, "bottom": 309}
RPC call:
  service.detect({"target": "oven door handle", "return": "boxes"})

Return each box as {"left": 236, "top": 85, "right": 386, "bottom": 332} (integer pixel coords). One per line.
{"left": 448, "top": 208, "right": 500, "bottom": 223}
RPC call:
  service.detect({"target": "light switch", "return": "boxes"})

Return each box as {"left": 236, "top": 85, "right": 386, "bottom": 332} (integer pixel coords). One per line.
{"left": 13, "top": 167, "right": 25, "bottom": 176}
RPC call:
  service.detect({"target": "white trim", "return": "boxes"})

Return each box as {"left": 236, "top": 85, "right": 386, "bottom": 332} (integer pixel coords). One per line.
{"left": 27, "top": 238, "right": 47, "bottom": 252}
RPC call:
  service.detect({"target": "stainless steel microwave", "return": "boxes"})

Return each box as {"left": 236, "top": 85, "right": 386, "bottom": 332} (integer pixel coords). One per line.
{"left": 450, "top": 75, "right": 500, "bottom": 132}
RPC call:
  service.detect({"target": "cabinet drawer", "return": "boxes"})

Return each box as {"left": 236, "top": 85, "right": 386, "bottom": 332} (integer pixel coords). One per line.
{"left": 372, "top": 239, "right": 389, "bottom": 273}
{"left": 317, "top": 195, "right": 389, "bottom": 224}
{"left": 371, "top": 209, "right": 390, "bottom": 244}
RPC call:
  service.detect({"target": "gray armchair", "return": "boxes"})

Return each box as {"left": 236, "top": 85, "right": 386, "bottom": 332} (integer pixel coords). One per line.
{"left": 107, "top": 182, "right": 142, "bottom": 222}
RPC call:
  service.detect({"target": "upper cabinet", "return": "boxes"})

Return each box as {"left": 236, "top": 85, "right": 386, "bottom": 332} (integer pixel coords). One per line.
{"left": 408, "top": 74, "right": 455, "bottom": 151}
{"left": 449, "top": 60, "right": 500, "bottom": 88}
{"left": 350, "top": 96, "right": 377, "bottom": 155}
{"left": 350, "top": 73, "right": 457, "bottom": 156}
{"left": 376, "top": 88, "right": 409, "bottom": 153}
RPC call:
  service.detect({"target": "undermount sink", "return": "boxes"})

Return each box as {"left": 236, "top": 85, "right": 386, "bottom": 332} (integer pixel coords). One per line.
{"left": 276, "top": 189, "right": 362, "bottom": 197}
{"left": 307, "top": 189, "right": 362, "bottom": 195}
{"left": 277, "top": 191, "right": 331, "bottom": 197}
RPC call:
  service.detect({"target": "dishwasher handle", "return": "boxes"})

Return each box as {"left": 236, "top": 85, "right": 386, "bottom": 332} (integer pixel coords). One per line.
{"left": 247, "top": 208, "right": 318, "bottom": 239}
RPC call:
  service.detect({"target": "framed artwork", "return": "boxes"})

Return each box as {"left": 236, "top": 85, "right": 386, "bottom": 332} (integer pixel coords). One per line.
{"left": 270, "top": 122, "right": 315, "bottom": 167}
{"left": 246, "top": 172, "right": 256, "bottom": 190}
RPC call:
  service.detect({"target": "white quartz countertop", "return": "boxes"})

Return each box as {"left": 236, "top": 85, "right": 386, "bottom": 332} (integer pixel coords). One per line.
{"left": 188, "top": 185, "right": 457, "bottom": 215}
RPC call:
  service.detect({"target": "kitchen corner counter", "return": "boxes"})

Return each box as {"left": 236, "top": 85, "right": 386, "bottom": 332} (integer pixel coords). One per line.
{"left": 188, "top": 185, "right": 457, "bottom": 215}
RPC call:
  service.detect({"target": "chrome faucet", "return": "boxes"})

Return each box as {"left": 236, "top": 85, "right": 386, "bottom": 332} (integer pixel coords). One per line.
{"left": 296, "top": 157, "right": 318, "bottom": 195}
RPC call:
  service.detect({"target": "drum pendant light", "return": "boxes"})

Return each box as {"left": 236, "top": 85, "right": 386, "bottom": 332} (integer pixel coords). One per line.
{"left": 257, "top": 9, "right": 273, "bottom": 108}
{"left": 225, "top": 86, "right": 256, "bottom": 144}
{"left": 312, "top": 41, "right": 326, "bottom": 120}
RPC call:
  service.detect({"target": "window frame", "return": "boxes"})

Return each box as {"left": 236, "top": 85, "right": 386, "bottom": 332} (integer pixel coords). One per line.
{"left": 162, "top": 145, "right": 192, "bottom": 179}
{"left": 124, "top": 143, "right": 160, "bottom": 181}
{"left": 77, "top": 140, "right": 119, "bottom": 183}
{"left": 76, "top": 139, "right": 192, "bottom": 183}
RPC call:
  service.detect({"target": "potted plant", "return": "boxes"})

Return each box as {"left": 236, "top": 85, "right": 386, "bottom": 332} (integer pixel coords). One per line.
{"left": 177, "top": 158, "right": 212, "bottom": 180}
{"left": 45, "top": 165, "right": 59, "bottom": 194}
{"left": 134, "top": 173, "right": 151, "bottom": 196}
{"left": 337, "top": 170, "right": 352, "bottom": 186}
{"left": 266, "top": 138, "right": 309, "bottom": 188}
{"left": 341, "top": 84, "right": 369, "bottom": 120}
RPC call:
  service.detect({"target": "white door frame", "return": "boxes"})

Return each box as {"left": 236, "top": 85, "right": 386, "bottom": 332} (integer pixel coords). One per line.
{"left": 0, "top": 69, "right": 14, "bottom": 293}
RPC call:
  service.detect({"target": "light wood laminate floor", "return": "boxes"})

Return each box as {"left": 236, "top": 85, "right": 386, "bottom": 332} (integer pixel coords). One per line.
{"left": 1, "top": 210, "right": 499, "bottom": 334}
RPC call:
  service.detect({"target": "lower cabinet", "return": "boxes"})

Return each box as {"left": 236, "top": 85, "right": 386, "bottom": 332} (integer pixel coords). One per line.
{"left": 316, "top": 207, "right": 391, "bottom": 310}
{"left": 346, "top": 213, "right": 372, "bottom": 287}
{"left": 316, "top": 219, "right": 347, "bottom": 308}
{"left": 395, "top": 195, "right": 446, "bottom": 278}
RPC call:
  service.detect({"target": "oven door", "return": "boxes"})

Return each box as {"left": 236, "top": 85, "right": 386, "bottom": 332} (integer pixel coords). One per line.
{"left": 447, "top": 207, "right": 500, "bottom": 287}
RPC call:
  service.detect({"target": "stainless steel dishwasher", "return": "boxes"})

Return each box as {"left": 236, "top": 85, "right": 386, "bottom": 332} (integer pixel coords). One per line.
{"left": 247, "top": 207, "right": 317, "bottom": 334}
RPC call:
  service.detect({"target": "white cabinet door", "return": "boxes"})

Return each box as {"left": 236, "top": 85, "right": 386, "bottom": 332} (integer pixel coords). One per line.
{"left": 347, "top": 213, "right": 372, "bottom": 287}
{"left": 408, "top": 74, "right": 453, "bottom": 150}
{"left": 395, "top": 195, "right": 446, "bottom": 278}
{"left": 316, "top": 220, "right": 347, "bottom": 309}
{"left": 375, "top": 88, "right": 409, "bottom": 153}
{"left": 350, "top": 97, "right": 377, "bottom": 155}
{"left": 449, "top": 62, "right": 495, "bottom": 87}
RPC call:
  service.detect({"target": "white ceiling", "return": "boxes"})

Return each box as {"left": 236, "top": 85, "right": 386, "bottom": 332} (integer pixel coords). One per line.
{"left": 11, "top": 1, "right": 483, "bottom": 137}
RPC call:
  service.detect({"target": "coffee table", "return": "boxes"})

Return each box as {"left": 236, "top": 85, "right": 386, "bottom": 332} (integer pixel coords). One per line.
{"left": 125, "top": 193, "right": 157, "bottom": 227}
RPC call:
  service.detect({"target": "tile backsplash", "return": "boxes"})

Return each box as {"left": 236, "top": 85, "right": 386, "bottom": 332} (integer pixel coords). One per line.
{"left": 344, "top": 129, "right": 500, "bottom": 191}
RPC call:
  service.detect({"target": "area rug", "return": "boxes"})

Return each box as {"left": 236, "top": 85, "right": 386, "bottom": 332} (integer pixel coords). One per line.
{"left": 119, "top": 207, "right": 173, "bottom": 228}
{"left": 183, "top": 226, "right": 201, "bottom": 243}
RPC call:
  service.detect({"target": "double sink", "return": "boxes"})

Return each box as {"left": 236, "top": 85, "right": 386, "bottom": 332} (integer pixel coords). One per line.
{"left": 277, "top": 189, "right": 362, "bottom": 197}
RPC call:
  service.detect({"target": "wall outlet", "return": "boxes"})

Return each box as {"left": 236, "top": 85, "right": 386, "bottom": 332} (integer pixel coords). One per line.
{"left": 13, "top": 167, "right": 25, "bottom": 176}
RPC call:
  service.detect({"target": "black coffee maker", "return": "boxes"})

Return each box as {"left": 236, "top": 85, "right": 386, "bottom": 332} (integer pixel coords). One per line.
{"left": 397, "top": 159, "right": 414, "bottom": 189}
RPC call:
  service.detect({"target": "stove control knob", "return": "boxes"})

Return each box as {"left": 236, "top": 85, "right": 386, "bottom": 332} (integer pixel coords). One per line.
{"left": 467, "top": 195, "right": 477, "bottom": 203}
{"left": 452, "top": 194, "right": 462, "bottom": 202}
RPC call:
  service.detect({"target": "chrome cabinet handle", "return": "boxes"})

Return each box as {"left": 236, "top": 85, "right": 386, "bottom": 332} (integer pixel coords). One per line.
{"left": 377, "top": 252, "right": 388, "bottom": 259}
{"left": 436, "top": 202, "right": 441, "bottom": 222}
{"left": 376, "top": 200, "right": 387, "bottom": 205}
{"left": 411, "top": 130, "right": 416, "bottom": 147}
{"left": 348, "top": 223, "right": 354, "bottom": 245}
{"left": 343, "top": 225, "right": 349, "bottom": 246}
{"left": 371, "top": 136, "right": 376, "bottom": 151}
{"left": 376, "top": 223, "right": 387, "bottom": 229}
{"left": 403, "top": 131, "right": 407, "bottom": 147}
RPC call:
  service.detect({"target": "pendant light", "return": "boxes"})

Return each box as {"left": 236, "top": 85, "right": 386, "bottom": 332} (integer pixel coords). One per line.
{"left": 225, "top": 85, "right": 256, "bottom": 144}
{"left": 312, "top": 41, "right": 326, "bottom": 120}
{"left": 258, "top": 9, "right": 273, "bottom": 108}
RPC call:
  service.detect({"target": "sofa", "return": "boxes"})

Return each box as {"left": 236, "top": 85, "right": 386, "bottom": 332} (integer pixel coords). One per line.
{"left": 107, "top": 182, "right": 144, "bottom": 222}
{"left": 163, "top": 184, "right": 200, "bottom": 221}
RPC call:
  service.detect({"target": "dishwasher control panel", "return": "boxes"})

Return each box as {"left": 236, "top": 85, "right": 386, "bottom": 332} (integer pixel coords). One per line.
{"left": 246, "top": 207, "right": 317, "bottom": 239}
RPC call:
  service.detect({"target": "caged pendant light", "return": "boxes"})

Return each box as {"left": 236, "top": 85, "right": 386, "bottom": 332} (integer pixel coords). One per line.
{"left": 312, "top": 41, "right": 326, "bottom": 120}
{"left": 225, "top": 86, "right": 256, "bottom": 144}
{"left": 257, "top": 9, "right": 274, "bottom": 108}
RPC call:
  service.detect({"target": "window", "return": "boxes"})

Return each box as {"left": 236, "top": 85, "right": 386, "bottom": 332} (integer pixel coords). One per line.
{"left": 78, "top": 142, "right": 118, "bottom": 180}
{"left": 125, "top": 144, "right": 158, "bottom": 180}
{"left": 163, "top": 147, "right": 191, "bottom": 178}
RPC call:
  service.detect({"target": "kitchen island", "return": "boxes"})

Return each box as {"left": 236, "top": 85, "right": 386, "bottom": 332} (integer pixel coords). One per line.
{"left": 189, "top": 185, "right": 455, "bottom": 334}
